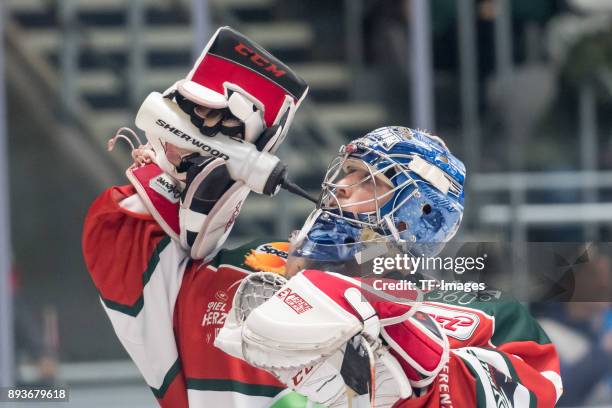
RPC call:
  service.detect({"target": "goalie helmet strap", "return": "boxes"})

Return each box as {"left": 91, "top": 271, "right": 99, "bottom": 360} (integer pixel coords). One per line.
{"left": 407, "top": 155, "right": 451, "bottom": 195}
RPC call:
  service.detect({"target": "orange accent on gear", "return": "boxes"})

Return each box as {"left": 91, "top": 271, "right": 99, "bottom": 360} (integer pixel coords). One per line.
{"left": 244, "top": 251, "right": 287, "bottom": 275}
{"left": 269, "top": 242, "right": 290, "bottom": 252}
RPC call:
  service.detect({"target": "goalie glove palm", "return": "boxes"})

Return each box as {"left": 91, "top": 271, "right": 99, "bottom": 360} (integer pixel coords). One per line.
{"left": 126, "top": 154, "right": 249, "bottom": 260}
{"left": 178, "top": 154, "right": 249, "bottom": 260}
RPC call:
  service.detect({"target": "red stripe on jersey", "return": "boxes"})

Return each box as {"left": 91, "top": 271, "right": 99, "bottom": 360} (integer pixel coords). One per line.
{"left": 394, "top": 355, "right": 477, "bottom": 408}
{"left": 156, "top": 369, "right": 188, "bottom": 408}
{"left": 499, "top": 348, "right": 558, "bottom": 408}
{"left": 83, "top": 185, "right": 166, "bottom": 306}
{"left": 497, "top": 341, "right": 560, "bottom": 377}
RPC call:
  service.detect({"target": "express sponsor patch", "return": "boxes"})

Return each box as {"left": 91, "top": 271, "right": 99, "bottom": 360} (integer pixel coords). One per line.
{"left": 276, "top": 287, "right": 313, "bottom": 314}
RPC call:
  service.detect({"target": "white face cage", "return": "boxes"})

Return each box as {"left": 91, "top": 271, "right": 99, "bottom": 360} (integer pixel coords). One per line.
{"left": 319, "top": 143, "right": 420, "bottom": 233}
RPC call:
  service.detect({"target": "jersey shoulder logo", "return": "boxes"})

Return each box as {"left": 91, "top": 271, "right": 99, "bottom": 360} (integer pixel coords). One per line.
{"left": 419, "top": 303, "right": 481, "bottom": 341}
{"left": 244, "top": 242, "right": 289, "bottom": 275}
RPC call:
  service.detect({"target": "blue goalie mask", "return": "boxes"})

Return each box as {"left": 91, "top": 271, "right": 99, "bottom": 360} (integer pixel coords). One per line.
{"left": 291, "top": 126, "right": 466, "bottom": 266}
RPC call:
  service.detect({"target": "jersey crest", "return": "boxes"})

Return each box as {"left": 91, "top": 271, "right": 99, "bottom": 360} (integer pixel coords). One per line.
{"left": 420, "top": 303, "right": 485, "bottom": 342}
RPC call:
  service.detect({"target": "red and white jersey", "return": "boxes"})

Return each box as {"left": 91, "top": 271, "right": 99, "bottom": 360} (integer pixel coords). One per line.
{"left": 83, "top": 185, "right": 562, "bottom": 408}
{"left": 397, "top": 299, "right": 562, "bottom": 407}
{"left": 83, "top": 185, "right": 293, "bottom": 408}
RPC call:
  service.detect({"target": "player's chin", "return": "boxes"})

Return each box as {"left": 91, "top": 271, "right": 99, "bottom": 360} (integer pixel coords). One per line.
{"left": 284, "top": 255, "right": 306, "bottom": 278}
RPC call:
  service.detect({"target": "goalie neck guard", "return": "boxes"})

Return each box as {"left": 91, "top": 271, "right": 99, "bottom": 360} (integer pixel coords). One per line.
{"left": 292, "top": 127, "right": 466, "bottom": 267}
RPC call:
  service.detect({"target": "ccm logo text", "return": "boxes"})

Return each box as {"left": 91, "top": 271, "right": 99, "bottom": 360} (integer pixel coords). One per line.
{"left": 234, "top": 43, "right": 286, "bottom": 78}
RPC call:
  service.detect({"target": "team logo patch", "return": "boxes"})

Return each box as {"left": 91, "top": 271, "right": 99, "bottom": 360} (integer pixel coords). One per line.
{"left": 379, "top": 129, "right": 404, "bottom": 150}
{"left": 244, "top": 242, "right": 289, "bottom": 275}
{"left": 276, "top": 287, "right": 313, "bottom": 314}
{"left": 215, "top": 290, "right": 229, "bottom": 302}
{"left": 419, "top": 304, "right": 480, "bottom": 341}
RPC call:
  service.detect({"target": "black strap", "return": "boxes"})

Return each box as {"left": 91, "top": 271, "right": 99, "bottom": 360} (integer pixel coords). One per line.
{"left": 171, "top": 91, "right": 245, "bottom": 140}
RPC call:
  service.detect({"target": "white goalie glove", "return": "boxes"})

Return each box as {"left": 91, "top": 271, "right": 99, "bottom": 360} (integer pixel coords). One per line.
{"left": 215, "top": 271, "right": 450, "bottom": 407}
{"left": 109, "top": 26, "right": 308, "bottom": 260}
{"left": 136, "top": 26, "right": 308, "bottom": 185}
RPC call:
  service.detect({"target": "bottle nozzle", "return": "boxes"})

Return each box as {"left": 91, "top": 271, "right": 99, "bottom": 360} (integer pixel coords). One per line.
{"left": 281, "top": 177, "right": 318, "bottom": 204}
{"left": 262, "top": 161, "right": 318, "bottom": 203}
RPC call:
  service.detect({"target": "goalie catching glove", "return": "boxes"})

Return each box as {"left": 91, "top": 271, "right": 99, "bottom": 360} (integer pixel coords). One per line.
{"left": 125, "top": 152, "right": 249, "bottom": 260}
{"left": 215, "top": 270, "right": 450, "bottom": 407}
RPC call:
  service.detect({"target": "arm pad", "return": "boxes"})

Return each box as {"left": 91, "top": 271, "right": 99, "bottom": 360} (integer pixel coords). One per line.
{"left": 126, "top": 163, "right": 181, "bottom": 241}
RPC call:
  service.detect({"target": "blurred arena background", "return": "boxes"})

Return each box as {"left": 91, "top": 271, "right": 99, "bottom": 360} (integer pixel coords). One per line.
{"left": 0, "top": 0, "right": 611, "bottom": 406}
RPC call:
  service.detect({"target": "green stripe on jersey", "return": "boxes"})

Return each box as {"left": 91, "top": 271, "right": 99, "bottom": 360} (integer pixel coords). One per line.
{"left": 102, "top": 296, "right": 144, "bottom": 317}
{"left": 150, "top": 358, "right": 182, "bottom": 399}
{"left": 462, "top": 357, "right": 488, "bottom": 407}
{"left": 186, "top": 378, "right": 285, "bottom": 398}
{"left": 142, "top": 236, "right": 171, "bottom": 287}
{"left": 490, "top": 349, "right": 537, "bottom": 408}
{"left": 101, "top": 236, "right": 171, "bottom": 317}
